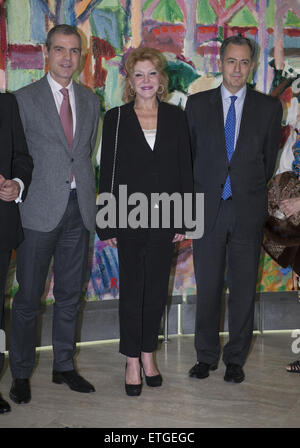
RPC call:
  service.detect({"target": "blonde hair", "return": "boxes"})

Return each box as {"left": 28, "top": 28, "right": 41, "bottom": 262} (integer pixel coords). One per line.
{"left": 122, "top": 47, "right": 169, "bottom": 103}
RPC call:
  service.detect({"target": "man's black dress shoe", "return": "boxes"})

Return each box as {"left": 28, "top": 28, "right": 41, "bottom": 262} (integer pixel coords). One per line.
{"left": 9, "top": 379, "right": 31, "bottom": 404}
{"left": 0, "top": 394, "right": 11, "bottom": 413}
{"left": 189, "top": 362, "right": 218, "bottom": 379}
{"left": 52, "top": 370, "right": 95, "bottom": 393}
{"left": 224, "top": 363, "right": 245, "bottom": 383}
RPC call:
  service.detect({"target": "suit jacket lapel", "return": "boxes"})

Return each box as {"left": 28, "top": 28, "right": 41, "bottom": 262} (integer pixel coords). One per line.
{"left": 122, "top": 101, "right": 156, "bottom": 153}
{"left": 210, "top": 86, "right": 228, "bottom": 165}
{"left": 211, "top": 86, "right": 255, "bottom": 165}
{"left": 153, "top": 101, "right": 163, "bottom": 152}
{"left": 231, "top": 87, "right": 255, "bottom": 163}
{"left": 121, "top": 102, "right": 141, "bottom": 145}
{"left": 34, "top": 75, "right": 71, "bottom": 153}
{"left": 72, "top": 81, "right": 85, "bottom": 151}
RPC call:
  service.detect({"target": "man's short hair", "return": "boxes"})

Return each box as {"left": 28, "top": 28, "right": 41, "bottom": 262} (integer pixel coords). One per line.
{"left": 220, "top": 35, "right": 256, "bottom": 62}
{"left": 46, "top": 24, "right": 82, "bottom": 51}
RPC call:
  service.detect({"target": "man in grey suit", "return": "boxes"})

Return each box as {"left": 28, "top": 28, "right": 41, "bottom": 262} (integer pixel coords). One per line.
{"left": 9, "top": 24, "right": 100, "bottom": 404}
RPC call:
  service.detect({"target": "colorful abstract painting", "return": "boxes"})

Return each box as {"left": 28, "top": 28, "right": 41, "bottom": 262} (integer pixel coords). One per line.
{"left": 2, "top": 0, "right": 300, "bottom": 302}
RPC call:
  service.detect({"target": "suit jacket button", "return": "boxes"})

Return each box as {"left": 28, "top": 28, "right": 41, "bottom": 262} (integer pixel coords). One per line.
{"left": 71, "top": 158, "right": 74, "bottom": 162}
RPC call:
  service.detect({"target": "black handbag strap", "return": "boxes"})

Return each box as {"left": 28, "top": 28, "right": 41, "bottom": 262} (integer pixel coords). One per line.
{"left": 111, "top": 106, "right": 121, "bottom": 196}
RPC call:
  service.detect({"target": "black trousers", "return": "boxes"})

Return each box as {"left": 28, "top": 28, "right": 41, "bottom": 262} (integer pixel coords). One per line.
{"left": 192, "top": 199, "right": 262, "bottom": 367}
{"left": 117, "top": 233, "right": 174, "bottom": 357}
{"left": 9, "top": 191, "right": 89, "bottom": 379}
{"left": 0, "top": 250, "right": 11, "bottom": 376}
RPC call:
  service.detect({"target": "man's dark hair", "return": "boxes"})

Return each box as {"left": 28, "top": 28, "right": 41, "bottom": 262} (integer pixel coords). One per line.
{"left": 220, "top": 35, "right": 256, "bottom": 62}
{"left": 46, "top": 24, "right": 81, "bottom": 51}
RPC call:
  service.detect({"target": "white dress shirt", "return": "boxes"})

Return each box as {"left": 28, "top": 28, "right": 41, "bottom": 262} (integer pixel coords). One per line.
{"left": 47, "top": 73, "right": 76, "bottom": 189}
{"left": 221, "top": 84, "right": 247, "bottom": 149}
{"left": 143, "top": 129, "right": 156, "bottom": 150}
{"left": 14, "top": 178, "right": 24, "bottom": 203}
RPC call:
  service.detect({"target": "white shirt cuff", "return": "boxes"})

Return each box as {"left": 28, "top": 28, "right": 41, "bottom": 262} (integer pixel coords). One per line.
{"left": 13, "top": 178, "right": 24, "bottom": 203}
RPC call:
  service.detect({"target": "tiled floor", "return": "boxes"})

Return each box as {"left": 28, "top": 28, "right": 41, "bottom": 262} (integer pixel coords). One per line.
{"left": 0, "top": 332, "right": 300, "bottom": 428}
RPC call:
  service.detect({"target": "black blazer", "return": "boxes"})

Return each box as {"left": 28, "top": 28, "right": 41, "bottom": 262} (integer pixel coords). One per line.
{"left": 97, "top": 101, "right": 193, "bottom": 240}
{"left": 186, "top": 86, "right": 283, "bottom": 238}
{"left": 0, "top": 93, "right": 33, "bottom": 250}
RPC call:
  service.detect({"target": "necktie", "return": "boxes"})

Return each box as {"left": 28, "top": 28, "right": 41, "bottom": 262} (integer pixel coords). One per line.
{"left": 222, "top": 95, "right": 237, "bottom": 200}
{"left": 60, "top": 88, "right": 73, "bottom": 149}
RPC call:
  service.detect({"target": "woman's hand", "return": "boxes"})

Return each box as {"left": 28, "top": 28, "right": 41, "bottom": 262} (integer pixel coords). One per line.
{"left": 279, "top": 198, "right": 300, "bottom": 218}
{"left": 104, "top": 238, "right": 117, "bottom": 247}
{"left": 172, "top": 233, "right": 185, "bottom": 243}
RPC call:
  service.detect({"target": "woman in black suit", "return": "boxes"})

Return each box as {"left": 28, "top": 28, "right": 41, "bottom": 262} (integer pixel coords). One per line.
{"left": 97, "top": 47, "right": 193, "bottom": 396}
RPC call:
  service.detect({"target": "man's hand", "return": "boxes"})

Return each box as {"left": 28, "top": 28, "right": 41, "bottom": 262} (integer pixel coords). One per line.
{"left": 0, "top": 174, "right": 5, "bottom": 190}
{"left": 0, "top": 177, "right": 21, "bottom": 202}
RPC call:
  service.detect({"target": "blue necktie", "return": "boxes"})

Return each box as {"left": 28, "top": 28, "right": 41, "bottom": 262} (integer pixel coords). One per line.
{"left": 222, "top": 95, "right": 237, "bottom": 200}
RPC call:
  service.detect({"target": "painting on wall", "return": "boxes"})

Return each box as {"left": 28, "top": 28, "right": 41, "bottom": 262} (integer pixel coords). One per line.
{"left": 2, "top": 0, "right": 300, "bottom": 302}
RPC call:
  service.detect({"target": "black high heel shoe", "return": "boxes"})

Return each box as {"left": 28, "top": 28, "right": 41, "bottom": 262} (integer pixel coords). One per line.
{"left": 125, "top": 364, "right": 142, "bottom": 396}
{"left": 140, "top": 360, "right": 163, "bottom": 387}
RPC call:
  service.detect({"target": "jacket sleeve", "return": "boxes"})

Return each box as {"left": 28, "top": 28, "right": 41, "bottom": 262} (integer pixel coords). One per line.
{"left": 96, "top": 107, "right": 119, "bottom": 241}
{"left": 90, "top": 95, "right": 100, "bottom": 157}
{"left": 263, "top": 98, "right": 283, "bottom": 182}
{"left": 185, "top": 96, "right": 197, "bottom": 160}
{"left": 11, "top": 93, "right": 33, "bottom": 201}
{"left": 177, "top": 108, "right": 194, "bottom": 235}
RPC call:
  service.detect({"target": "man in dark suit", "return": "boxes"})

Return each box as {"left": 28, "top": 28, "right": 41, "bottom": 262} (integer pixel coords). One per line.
{"left": 9, "top": 24, "right": 100, "bottom": 404}
{"left": 0, "top": 93, "right": 33, "bottom": 413}
{"left": 186, "top": 36, "right": 282, "bottom": 383}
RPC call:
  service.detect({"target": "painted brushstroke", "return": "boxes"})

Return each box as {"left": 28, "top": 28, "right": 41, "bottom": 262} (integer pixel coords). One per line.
{"left": 36, "top": 0, "right": 104, "bottom": 25}
{"left": 0, "top": 1, "right": 7, "bottom": 71}
{"left": 92, "top": 36, "right": 116, "bottom": 87}
{"left": 91, "top": 8, "right": 122, "bottom": 49}
{"left": 30, "top": 0, "right": 46, "bottom": 43}
{"left": 142, "top": 21, "right": 185, "bottom": 54}
{"left": 131, "top": 0, "right": 142, "bottom": 47}
{"left": 3, "top": 0, "right": 300, "bottom": 300}
{"left": 8, "top": 44, "right": 44, "bottom": 70}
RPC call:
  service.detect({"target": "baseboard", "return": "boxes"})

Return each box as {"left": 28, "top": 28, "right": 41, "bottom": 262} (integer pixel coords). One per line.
{"left": 4, "top": 292, "right": 300, "bottom": 347}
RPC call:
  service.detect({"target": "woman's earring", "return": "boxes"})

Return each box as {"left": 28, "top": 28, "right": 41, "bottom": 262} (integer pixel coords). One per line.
{"left": 157, "top": 84, "right": 165, "bottom": 95}
{"left": 129, "top": 87, "right": 136, "bottom": 97}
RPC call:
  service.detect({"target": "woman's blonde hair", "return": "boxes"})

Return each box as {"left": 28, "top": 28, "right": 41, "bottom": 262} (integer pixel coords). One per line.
{"left": 122, "top": 47, "right": 169, "bottom": 103}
